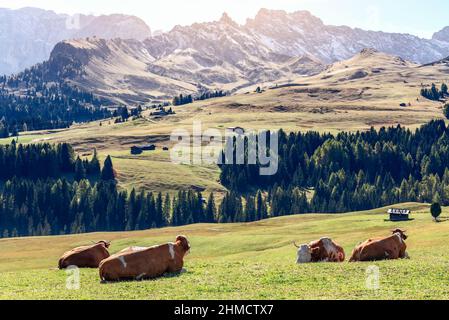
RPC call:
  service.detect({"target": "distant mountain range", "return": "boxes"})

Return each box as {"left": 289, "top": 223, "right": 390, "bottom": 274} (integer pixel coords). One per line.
{"left": 2, "top": 8, "right": 449, "bottom": 104}
{"left": 0, "top": 7, "right": 152, "bottom": 75}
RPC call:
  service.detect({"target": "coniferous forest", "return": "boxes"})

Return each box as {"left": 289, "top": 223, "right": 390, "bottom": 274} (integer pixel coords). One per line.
{"left": 4, "top": 120, "right": 449, "bottom": 238}
{"left": 219, "top": 120, "right": 449, "bottom": 219}
{"left": 420, "top": 83, "right": 448, "bottom": 101}
{"left": 0, "top": 141, "right": 214, "bottom": 238}
{"left": 0, "top": 60, "right": 112, "bottom": 136}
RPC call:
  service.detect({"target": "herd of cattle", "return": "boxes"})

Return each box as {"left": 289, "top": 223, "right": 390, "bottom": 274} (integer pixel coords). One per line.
{"left": 59, "top": 235, "right": 190, "bottom": 282}
{"left": 57, "top": 229, "right": 408, "bottom": 282}
{"left": 295, "top": 229, "right": 409, "bottom": 263}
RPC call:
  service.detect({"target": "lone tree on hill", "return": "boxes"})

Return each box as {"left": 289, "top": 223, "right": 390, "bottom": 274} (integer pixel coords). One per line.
{"left": 431, "top": 202, "right": 442, "bottom": 222}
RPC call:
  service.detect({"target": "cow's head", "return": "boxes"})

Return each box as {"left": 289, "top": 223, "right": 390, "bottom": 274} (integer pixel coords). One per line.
{"left": 392, "top": 229, "right": 408, "bottom": 240}
{"left": 294, "top": 243, "right": 312, "bottom": 264}
{"left": 176, "top": 235, "right": 190, "bottom": 254}
{"left": 310, "top": 247, "right": 322, "bottom": 262}
{"left": 97, "top": 240, "right": 111, "bottom": 248}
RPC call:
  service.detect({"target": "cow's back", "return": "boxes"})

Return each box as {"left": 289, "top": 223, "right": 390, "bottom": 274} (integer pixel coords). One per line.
{"left": 309, "top": 238, "right": 345, "bottom": 262}
{"left": 100, "top": 243, "right": 175, "bottom": 281}
{"left": 350, "top": 238, "right": 380, "bottom": 262}
{"left": 59, "top": 244, "right": 109, "bottom": 269}
{"left": 359, "top": 235, "right": 404, "bottom": 261}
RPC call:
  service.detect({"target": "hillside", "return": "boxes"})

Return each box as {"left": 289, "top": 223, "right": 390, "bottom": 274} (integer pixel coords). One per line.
{"left": 4, "top": 49, "right": 448, "bottom": 196}
{"left": 37, "top": 36, "right": 325, "bottom": 104}
{"left": 1, "top": 203, "right": 448, "bottom": 300}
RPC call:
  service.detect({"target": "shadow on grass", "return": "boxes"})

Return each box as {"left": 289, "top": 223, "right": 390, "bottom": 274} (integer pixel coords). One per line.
{"left": 100, "top": 269, "right": 187, "bottom": 284}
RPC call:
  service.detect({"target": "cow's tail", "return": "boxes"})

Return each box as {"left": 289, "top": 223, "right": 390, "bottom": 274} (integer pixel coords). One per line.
{"left": 99, "top": 267, "right": 106, "bottom": 283}
{"left": 99, "top": 265, "right": 110, "bottom": 283}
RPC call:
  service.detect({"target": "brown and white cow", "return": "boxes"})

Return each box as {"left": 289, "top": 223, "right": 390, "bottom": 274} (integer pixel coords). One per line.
{"left": 99, "top": 235, "right": 190, "bottom": 282}
{"left": 295, "top": 237, "right": 345, "bottom": 263}
{"left": 349, "top": 229, "right": 408, "bottom": 262}
{"left": 58, "top": 240, "right": 111, "bottom": 269}
{"left": 119, "top": 246, "right": 150, "bottom": 253}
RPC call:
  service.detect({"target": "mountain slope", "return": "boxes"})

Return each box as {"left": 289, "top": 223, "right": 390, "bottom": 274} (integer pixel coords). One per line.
{"left": 4, "top": 8, "right": 449, "bottom": 106}
{"left": 8, "top": 9, "right": 449, "bottom": 104}
{"left": 36, "top": 34, "right": 325, "bottom": 104}
{"left": 433, "top": 26, "right": 449, "bottom": 42}
{"left": 0, "top": 7, "right": 151, "bottom": 75}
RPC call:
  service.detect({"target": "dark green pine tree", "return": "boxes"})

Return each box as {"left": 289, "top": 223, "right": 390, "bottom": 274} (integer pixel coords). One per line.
{"left": 59, "top": 143, "right": 75, "bottom": 172}
{"left": 244, "top": 195, "right": 256, "bottom": 222}
{"left": 205, "top": 192, "right": 216, "bottom": 223}
{"left": 196, "top": 191, "right": 205, "bottom": 222}
{"left": 172, "top": 195, "right": 181, "bottom": 226}
{"left": 125, "top": 189, "right": 137, "bottom": 231}
{"left": 155, "top": 192, "right": 165, "bottom": 227}
{"left": 441, "top": 83, "right": 448, "bottom": 97}
{"left": 256, "top": 190, "right": 268, "bottom": 220}
{"left": 101, "top": 155, "right": 116, "bottom": 181}
{"left": 431, "top": 83, "right": 440, "bottom": 100}
{"left": 89, "top": 149, "right": 101, "bottom": 176}
{"left": 163, "top": 193, "right": 171, "bottom": 225}
{"left": 74, "top": 156, "right": 86, "bottom": 181}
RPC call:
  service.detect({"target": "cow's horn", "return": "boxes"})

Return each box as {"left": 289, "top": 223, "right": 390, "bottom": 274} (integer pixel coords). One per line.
{"left": 293, "top": 241, "right": 300, "bottom": 248}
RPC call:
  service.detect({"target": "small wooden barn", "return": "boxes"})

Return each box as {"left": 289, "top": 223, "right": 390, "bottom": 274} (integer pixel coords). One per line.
{"left": 388, "top": 208, "right": 411, "bottom": 221}
{"left": 130, "top": 146, "right": 143, "bottom": 155}
{"left": 130, "top": 144, "right": 156, "bottom": 155}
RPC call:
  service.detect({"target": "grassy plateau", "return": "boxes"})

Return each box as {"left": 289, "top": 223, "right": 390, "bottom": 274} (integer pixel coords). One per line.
{"left": 0, "top": 50, "right": 448, "bottom": 300}
{"left": 0, "top": 202, "right": 448, "bottom": 300}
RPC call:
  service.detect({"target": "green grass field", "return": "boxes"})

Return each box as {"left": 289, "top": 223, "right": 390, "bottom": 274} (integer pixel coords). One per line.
{"left": 1, "top": 202, "right": 448, "bottom": 300}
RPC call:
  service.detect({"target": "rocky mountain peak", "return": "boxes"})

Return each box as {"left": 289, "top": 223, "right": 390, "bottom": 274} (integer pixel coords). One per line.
{"left": 219, "top": 12, "right": 238, "bottom": 27}
{"left": 0, "top": 7, "right": 152, "bottom": 75}
{"left": 254, "top": 8, "right": 288, "bottom": 20}
{"left": 433, "top": 26, "right": 449, "bottom": 42}
{"left": 74, "top": 14, "right": 151, "bottom": 41}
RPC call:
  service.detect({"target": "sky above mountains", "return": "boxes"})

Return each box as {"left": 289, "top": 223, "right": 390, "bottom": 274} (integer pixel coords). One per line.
{"left": 0, "top": 0, "right": 448, "bottom": 38}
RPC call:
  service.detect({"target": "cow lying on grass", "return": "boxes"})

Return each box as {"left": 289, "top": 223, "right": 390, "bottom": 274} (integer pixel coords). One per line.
{"left": 58, "top": 241, "right": 111, "bottom": 269}
{"left": 295, "top": 237, "right": 345, "bottom": 263}
{"left": 119, "top": 246, "right": 150, "bottom": 253}
{"left": 99, "top": 235, "right": 190, "bottom": 282}
{"left": 349, "top": 229, "right": 409, "bottom": 262}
